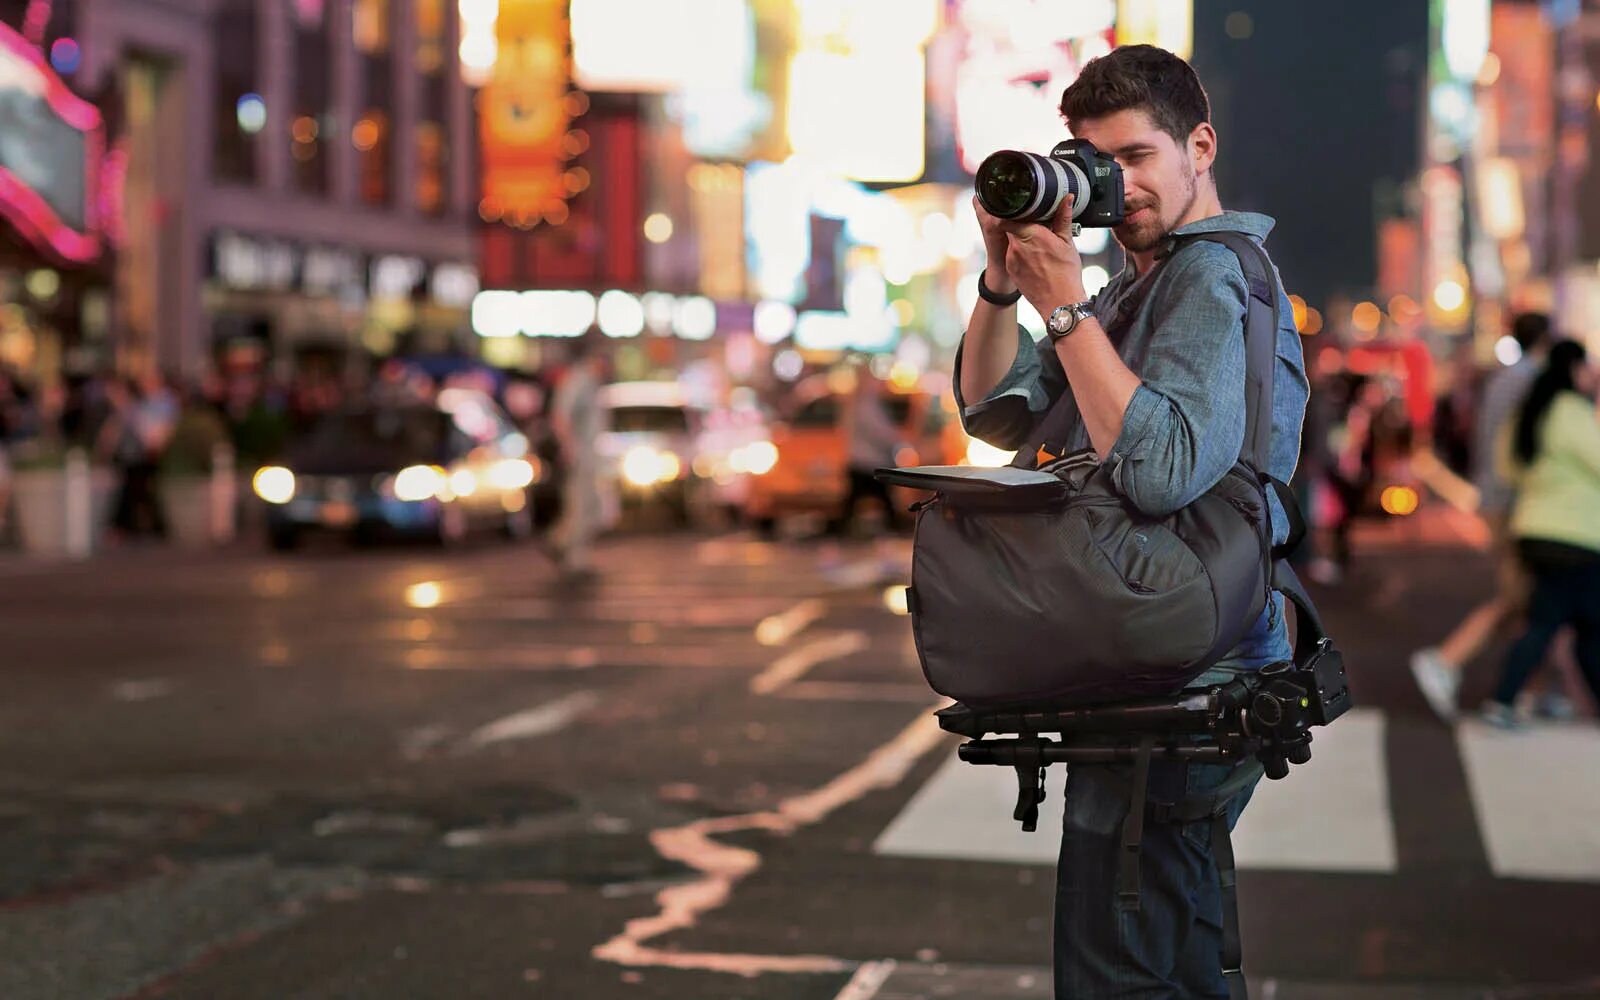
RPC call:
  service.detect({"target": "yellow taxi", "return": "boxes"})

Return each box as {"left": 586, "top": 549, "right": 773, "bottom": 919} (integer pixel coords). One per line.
{"left": 743, "top": 371, "right": 1001, "bottom": 534}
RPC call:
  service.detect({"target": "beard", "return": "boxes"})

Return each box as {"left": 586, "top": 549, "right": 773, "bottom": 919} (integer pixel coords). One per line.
{"left": 1114, "top": 166, "right": 1199, "bottom": 254}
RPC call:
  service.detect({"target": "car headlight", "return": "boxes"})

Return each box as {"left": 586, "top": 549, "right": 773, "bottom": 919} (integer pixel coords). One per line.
{"left": 622, "top": 446, "right": 681, "bottom": 487}
{"left": 449, "top": 468, "right": 479, "bottom": 498}
{"left": 743, "top": 441, "right": 778, "bottom": 476}
{"left": 393, "top": 464, "right": 447, "bottom": 502}
{"left": 253, "top": 466, "right": 296, "bottom": 504}
{"left": 965, "top": 438, "right": 1017, "bottom": 468}
{"left": 487, "top": 457, "right": 536, "bottom": 490}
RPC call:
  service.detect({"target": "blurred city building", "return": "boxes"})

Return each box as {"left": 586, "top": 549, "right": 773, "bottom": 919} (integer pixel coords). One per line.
{"left": 0, "top": 0, "right": 482, "bottom": 387}
{"left": 461, "top": 0, "right": 1199, "bottom": 405}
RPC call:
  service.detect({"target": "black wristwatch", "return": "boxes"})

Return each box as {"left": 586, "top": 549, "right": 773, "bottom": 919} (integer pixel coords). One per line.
{"left": 977, "top": 269, "right": 1022, "bottom": 307}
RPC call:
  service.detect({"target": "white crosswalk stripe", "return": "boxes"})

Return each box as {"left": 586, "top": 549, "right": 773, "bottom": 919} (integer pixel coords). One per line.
{"left": 876, "top": 709, "right": 1397, "bottom": 873}
{"left": 1458, "top": 718, "right": 1600, "bottom": 882}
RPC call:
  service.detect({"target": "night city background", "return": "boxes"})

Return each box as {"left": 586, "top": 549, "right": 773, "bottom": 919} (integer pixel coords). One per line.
{"left": 0, "top": 1, "right": 1597, "bottom": 998}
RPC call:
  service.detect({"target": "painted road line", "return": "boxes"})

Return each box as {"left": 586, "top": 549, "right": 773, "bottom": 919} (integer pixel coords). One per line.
{"left": 755, "top": 599, "right": 828, "bottom": 648}
{"left": 1459, "top": 718, "right": 1600, "bottom": 881}
{"left": 109, "top": 678, "right": 176, "bottom": 702}
{"left": 877, "top": 709, "right": 1396, "bottom": 872}
{"left": 750, "top": 631, "right": 869, "bottom": 695}
{"left": 832, "top": 959, "right": 897, "bottom": 1000}
{"left": 874, "top": 749, "right": 1064, "bottom": 865}
{"left": 1229, "top": 708, "right": 1396, "bottom": 872}
{"left": 591, "top": 709, "right": 944, "bottom": 977}
{"left": 457, "top": 691, "right": 600, "bottom": 751}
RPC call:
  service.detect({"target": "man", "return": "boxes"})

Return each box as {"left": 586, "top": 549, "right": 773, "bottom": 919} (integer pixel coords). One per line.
{"left": 837, "top": 368, "right": 906, "bottom": 535}
{"left": 549, "top": 340, "right": 606, "bottom": 579}
{"left": 956, "top": 45, "right": 1308, "bottom": 997}
{"left": 1410, "top": 312, "right": 1559, "bottom": 723}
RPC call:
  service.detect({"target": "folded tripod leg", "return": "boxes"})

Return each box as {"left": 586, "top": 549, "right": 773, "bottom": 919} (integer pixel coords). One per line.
{"left": 1013, "top": 764, "right": 1047, "bottom": 831}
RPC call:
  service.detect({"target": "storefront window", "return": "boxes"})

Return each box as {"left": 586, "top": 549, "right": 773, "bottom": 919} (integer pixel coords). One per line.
{"left": 213, "top": 0, "right": 260, "bottom": 184}
{"left": 416, "top": 0, "right": 449, "bottom": 215}
{"left": 354, "top": 0, "right": 392, "bottom": 206}
{"left": 292, "top": 0, "right": 331, "bottom": 196}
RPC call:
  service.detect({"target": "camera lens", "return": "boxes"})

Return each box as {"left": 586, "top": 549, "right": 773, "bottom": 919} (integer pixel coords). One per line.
{"left": 976, "top": 151, "right": 1036, "bottom": 219}
{"left": 975, "top": 149, "right": 1085, "bottom": 223}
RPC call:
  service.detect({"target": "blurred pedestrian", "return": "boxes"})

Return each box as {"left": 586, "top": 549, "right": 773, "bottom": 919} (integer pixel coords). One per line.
{"left": 101, "top": 368, "right": 179, "bottom": 540}
{"left": 549, "top": 342, "right": 605, "bottom": 579}
{"left": 1478, "top": 341, "right": 1600, "bottom": 729}
{"left": 1410, "top": 313, "right": 1553, "bottom": 721}
{"left": 835, "top": 368, "right": 906, "bottom": 536}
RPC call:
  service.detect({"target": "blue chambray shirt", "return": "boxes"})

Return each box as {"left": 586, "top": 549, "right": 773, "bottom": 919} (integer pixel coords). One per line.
{"left": 952, "top": 211, "right": 1310, "bottom": 684}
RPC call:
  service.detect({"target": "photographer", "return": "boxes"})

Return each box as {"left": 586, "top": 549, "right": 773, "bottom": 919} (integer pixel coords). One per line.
{"left": 955, "top": 46, "right": 1309, "bottom": 997}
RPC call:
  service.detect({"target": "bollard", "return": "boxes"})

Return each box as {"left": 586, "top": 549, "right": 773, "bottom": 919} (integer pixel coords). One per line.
{"left": 64, "top": 447, "right": 91, "bottom": 560}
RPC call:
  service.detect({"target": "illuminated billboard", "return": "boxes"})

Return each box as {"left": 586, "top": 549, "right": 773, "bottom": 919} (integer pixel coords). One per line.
{"left": 953, "top": 0, "right": 1115, "bottom": 174}
{"left": 478, "top": 0, "right": 583, "bottom": 228}
{"left": 0, "top": 23, "right": 102, "bottom": 263}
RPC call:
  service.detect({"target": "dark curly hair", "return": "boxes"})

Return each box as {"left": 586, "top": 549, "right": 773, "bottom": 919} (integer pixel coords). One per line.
{"left": 1059, "top": 44, "right": 1211, "bottom": 149}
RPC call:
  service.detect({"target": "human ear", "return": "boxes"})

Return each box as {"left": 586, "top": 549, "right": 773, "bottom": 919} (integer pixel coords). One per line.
{"left": 1189, "top": 122, "right": 1217, "bottom": 175}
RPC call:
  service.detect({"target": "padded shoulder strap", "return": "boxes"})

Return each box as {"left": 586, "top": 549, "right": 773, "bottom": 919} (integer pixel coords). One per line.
{"left": 1171, "top": 232, "right": 1280, "bottom": 472}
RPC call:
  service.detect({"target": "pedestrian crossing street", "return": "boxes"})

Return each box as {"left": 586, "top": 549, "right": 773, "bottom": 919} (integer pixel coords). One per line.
{"left": 875, "top": 709, "right": 1600, "bottom": 883}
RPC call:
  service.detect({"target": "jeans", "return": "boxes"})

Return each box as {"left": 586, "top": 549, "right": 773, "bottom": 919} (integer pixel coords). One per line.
{"left": 1491, "top": 542, "right": 1600, "bottom": 707}
{"left": 1055, "top": 759, "right": 1258, "bottom": 999}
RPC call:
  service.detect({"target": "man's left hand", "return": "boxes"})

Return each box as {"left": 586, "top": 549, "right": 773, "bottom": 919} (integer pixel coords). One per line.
{"left": 1002, "top": 194, "right": 1088, "bottom": 316}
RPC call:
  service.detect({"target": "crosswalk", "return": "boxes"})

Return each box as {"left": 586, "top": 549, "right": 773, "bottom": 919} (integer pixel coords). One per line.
{"left": 875, "top": 710, "right": 1600, "bottom": 883}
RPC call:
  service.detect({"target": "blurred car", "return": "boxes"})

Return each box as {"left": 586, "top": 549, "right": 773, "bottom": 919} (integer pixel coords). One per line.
{"left": 742, "top": 373, "right": 984, "bottom": 534}
{"left": 597, "top": 380, "right": 774, "bottom": 527}
{"left": 252, "top": 388, "right": 539, "bottom": 549}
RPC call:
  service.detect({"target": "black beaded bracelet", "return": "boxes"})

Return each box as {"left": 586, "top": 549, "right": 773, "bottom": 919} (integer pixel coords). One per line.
{"left": 977, "top": 268, "right": 1022, "bottom": 306}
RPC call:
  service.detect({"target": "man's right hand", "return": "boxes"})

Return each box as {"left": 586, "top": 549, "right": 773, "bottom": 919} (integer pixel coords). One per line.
{"left": 972, "top": 196, "right": 1017, "bottom": 295}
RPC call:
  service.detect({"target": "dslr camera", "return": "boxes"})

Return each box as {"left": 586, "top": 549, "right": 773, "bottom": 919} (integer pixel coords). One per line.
{"left": 975, "top": 139, "right": 1125, "bottom": 227}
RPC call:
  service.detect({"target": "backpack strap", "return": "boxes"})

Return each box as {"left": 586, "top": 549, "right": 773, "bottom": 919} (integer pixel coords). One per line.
{"left": 1013, "top": 231, "right": 1281, "bottom": 475}
{"left": 1173, "top": 231, "right": 1280, "bottom": 473}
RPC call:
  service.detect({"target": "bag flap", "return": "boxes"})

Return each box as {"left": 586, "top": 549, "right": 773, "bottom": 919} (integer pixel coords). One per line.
{"left": 873, "top": 464, "right": 1063, "bottom": 494}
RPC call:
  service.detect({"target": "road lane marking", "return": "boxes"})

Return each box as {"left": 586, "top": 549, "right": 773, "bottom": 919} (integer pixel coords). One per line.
{"left": 832, "top": 959, "right": 897, "bottom": 1000}
{"left": 1459, "top": 719, "right": 1600, "bottom": 881}
{"left": 876, "top": 709, "right": 1397, "bottom": 873}
{"left": 755, "top": 598, "right": 827, "bottom": 647}
{"left": 109, "top": 678, "right": 176, "bottom": 702}
{"left": 1230, "top": 708, "right": 1396, "bottom": 871}
{"left": 750, "top": 631, "right": 869, "bottom": 695}
{"left": 458, "top": 691, "right": 599, "bottom": 751}
{"left": 592, "top": 707, "right": 945, "bottom": 977}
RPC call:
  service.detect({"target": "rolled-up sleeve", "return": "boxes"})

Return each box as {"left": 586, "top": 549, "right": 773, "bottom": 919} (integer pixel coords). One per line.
{"left": 950, "top": 323, "right": 1053, "bottom": 450}
{"left": 1107, "top": 254, "right": 1249, "bottom": 516}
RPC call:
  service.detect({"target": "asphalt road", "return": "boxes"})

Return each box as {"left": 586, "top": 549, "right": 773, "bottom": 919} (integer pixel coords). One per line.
{"left": 1, "top": 511, "right": 1596, "bottom": 999}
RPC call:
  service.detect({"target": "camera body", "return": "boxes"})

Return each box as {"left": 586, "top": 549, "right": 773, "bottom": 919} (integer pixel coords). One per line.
{"left": 975, "top": 138, "right": 1126, "bottom": 227}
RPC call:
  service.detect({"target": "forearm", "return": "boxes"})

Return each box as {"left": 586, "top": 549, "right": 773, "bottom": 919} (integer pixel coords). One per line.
{"left": 957, "top": 269, "right": 1023, "bottom": 406}
{"left": 1051, "top": 318, "right": 1141, "bottom": 458}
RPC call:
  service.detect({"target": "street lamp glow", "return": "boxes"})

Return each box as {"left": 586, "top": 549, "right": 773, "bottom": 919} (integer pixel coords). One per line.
{"left": 236, "top": 94, "right": 267, "bottom": 134}
{"left": 597, "top": 290, "right": 645, "bottom": 338}
{"left": 643, "top": 213, "right": 674, "bottom": 243}
{"left": 1433, "top": 280, "right": 1467, "bottom": 312}
{"left": 753, "top": 300, "right": 797, "bottom": 344}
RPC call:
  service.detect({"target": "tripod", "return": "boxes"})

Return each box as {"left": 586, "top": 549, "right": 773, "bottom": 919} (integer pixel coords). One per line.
{"left": 935, "top": 644, "right": 1351, "bottom": 1000}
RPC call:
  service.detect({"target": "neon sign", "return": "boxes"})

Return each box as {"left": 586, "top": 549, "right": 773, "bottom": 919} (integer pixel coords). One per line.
{"left": 0, "top": 23, "right": 101, "bottom": 263}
